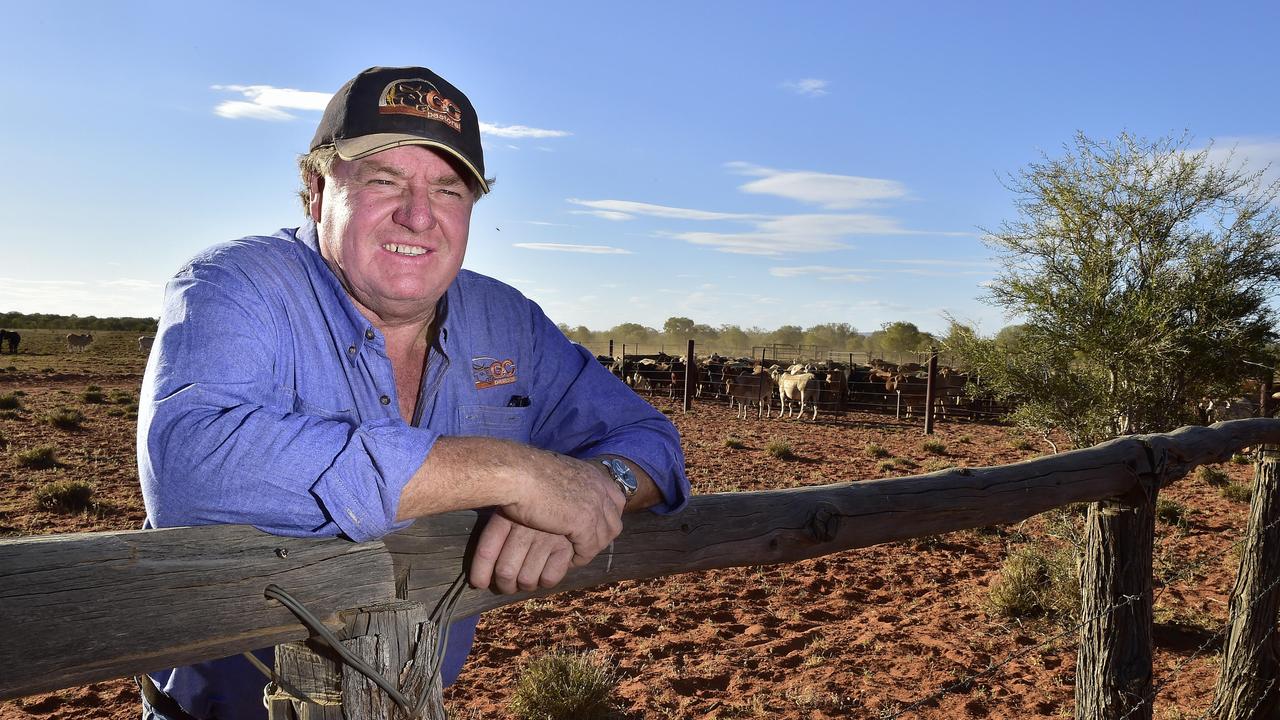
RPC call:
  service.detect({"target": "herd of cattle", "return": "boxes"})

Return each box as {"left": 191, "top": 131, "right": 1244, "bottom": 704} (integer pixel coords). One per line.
{"left": 598, "top": 353, "right": 997, "bottom": 421}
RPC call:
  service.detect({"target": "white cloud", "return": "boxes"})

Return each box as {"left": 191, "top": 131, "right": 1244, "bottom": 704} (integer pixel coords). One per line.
{"left": 0, "top": 278, "right": 161, "bottom": 317}
{"left": 783, "top": 78, "right": 829, "bottom": 97}
{"left": 212, "top": 84, "right": 331, "bottom": 121}
{"left": 480, "top": 123, "right": 571, "bottom": 139}
{"left": 1202, "top": 136, "right": 1280, "bottom": 188}
{"left": 570, "top": 210, "right": 635, "bottom": 222}
{"left": 513, "top": 243, "right": 632, "bottom": 254}
{"left": 568, "top": 199, "right": 757, "bottom": 222}
{"left": 770, "top": 265, "right": 874, "bottom": 282}
{"left": 727, "top": 162, "right": 908, "bottom": 209}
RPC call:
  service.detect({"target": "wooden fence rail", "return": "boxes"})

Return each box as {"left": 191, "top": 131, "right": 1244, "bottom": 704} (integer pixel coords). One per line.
{"left": 4, "top": 419, "right": 1280, "bottom": 717}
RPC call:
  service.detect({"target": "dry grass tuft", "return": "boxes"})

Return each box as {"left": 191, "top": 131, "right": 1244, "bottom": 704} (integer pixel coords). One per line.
{"left": 988, "top": 542, "right": 1080, "bottom": 622}
{"left": 865, "top": 442, "right": 890, "bottom": 458}
{"left": 766, "top": 439, "right": 795, "bottom": 460}
{"left": 509, "top": 648, "right": 617, "bottom": 720}
{"left": 46, "top": 406, "right": 86, "bottom": 430}
{"left": 35, "top": 479, "right": 95, "bottom": 513}
{"left": 15, "top": 445, "right": 60, "bottom": 469}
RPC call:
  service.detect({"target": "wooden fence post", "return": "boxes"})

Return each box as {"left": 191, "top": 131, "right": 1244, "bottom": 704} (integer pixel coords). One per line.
{"left": 924, "top": 348, "right": 938, "bottom": 435}
{"left": 1075, "top": 477, "right": 1158, "bottom": 720}
{"left": 1210, "top": 444, "right": 1280, "bottom": 719}
{"left": 683, "top": 339, "right": 694, "bottom": 412}
{"left": 269, "top": 601, "right": 446, "bottom": 720}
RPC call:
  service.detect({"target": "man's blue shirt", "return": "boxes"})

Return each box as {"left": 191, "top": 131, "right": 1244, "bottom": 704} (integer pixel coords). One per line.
{"left": 137, "top": 221, "right": 689, "bottom": 719}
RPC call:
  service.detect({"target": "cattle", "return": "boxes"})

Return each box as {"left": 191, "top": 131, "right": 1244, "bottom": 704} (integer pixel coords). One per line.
{"left": 776, "top": 370, "right": 819, "bottom": 420}
{"left": 0, "top": 330, "right": 18, "bottom": 354}
{"left": 66, "top": 333, "right": 93, "bottom": 351}
{"left": 725, "top": 366, "right": 773, "bottom": 419}
{"left": 138, "top": 335, "right": 156, "bottom": 353}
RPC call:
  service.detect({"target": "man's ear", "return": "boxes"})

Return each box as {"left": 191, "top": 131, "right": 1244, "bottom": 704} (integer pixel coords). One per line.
{"left": 307, "top": 174, "right": 325, "bottom": 223}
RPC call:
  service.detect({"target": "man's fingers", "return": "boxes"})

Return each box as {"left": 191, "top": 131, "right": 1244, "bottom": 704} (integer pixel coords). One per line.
{"left": 540, "top": 542, "right": 573, "bottom": 588}
{"left": 469, "top": 514, "right": 513, "bottom": 589}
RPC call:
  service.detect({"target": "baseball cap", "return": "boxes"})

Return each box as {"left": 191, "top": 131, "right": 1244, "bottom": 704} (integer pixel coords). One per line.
{"left": 310, "top": 66, "right": 488, "bottom": 194}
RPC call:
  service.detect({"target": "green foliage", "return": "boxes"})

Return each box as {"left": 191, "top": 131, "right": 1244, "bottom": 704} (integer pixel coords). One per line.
{"left": 865, "top": 442, "right": 891, "bottom": 458}
{"left": 510, "top": 649, "right": 616, "bottom": 720}
{"left": 1222, "top": 481, "right": 1253, "bottom": 503}
{"left": 15, "top": 445, "right": 59, "bottom": 469}
{"left": 723, "top": 436, "right": 745, "bottom": 449}
{"left": 873, "top": 321, "right": 931, "bottom": 353}
{"left": 1197, "top": 465, "right": 1230, "bottom": 487}
{"left": 34, "top": 479, "right": 95, "bottom": 513}
{"left": 82, "top": 387, "right": 107, "bottom": 403}
{"left": 1010, "top": 437, "right": 1036, "bottom": 451}
{"left": 766, "top": 439, "right": 795, "bottom": 460}
{"left": 1155, "top": 498, "right": 1190, "bottom": 530}
{"left": 1230, "top": 453, "right": 1252, "bottom": 465}
{"left": 0, "top": 393, "right": 21, "bottom": 410}
{"left": 46, "top": 407, "right": 85, "bottom": 430}
{"left": 0, "top": 311, "right": 157, "bottom": 332}
{"left": 921, "top": 439, "right": 947, "bottom": 455}
{"left": 988, "top": 542, "right": 1080, "bottom": 622}
{"left": 948, "top": 132, "right": 1280, "bottom": 449}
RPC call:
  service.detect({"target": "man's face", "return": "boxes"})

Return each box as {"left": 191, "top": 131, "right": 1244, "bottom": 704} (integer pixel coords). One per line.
{"left": 311, "top": 145, "right": 475, "bottom": 325}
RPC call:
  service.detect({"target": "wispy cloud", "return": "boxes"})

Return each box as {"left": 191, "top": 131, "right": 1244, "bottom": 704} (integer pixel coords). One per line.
{"left": 770, "top": 265, "right": 874, "bottom": 282}
{"left": 783, "top": 78, "right": 829, "bottom": 97}
{"left": 481, "top": 123, "right": 571, "bottom": 139}
{"left": 212, "top": 84, "right": 331, "bottom": 121}
{"left": 727, "top": 162, "right": 908, "bottom": 209}
{"left": 568, "top": 199, "right": 757, "bottom": 222}
{"left": 1202, "top": 136, "right": 1280, "bottom": 188}
{"left": 570, "top": 210, "right": 635, "bottom": 222}
{"left": 513, "top": 243, "right": 632, "bottom": 254}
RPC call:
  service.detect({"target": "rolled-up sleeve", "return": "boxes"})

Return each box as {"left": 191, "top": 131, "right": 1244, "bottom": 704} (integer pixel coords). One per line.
{"left": 522, "top": 303, "right": 690, "bottom": 514}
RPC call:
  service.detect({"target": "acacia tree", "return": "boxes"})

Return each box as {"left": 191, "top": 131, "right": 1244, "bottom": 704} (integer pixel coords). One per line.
{"left": 951, "top": 132, "right": 1280, "bottom": 449}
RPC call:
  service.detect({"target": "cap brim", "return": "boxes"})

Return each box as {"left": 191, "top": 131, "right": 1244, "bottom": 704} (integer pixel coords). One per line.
{"left": 334, "top": 133, "right": 489, "bottom": 194}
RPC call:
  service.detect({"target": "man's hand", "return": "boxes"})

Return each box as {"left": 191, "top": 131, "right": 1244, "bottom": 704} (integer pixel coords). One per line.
{"left": 469, "top": 515, "right": 575, "bottom": 593}
{"left": 398, "top": 437, "right": 628, "bottom": 571}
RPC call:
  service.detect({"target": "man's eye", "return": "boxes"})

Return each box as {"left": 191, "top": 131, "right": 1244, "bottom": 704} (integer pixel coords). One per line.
{"left": 437, "top": 188, "right": 462, "bottom": 198}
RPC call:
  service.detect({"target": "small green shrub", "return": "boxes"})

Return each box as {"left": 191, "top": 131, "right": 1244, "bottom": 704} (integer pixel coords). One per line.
{"left": 1222, "top": 482, "right": 1253, "bottom": 503}
{"left": 766, "top": 439, "right": 795, "bottom": 460}
{"left": 81, "top": 388, "right": 107, "bottom": 404}
{"left": 865, "top": 442, "right": 890, "bottom": 459}
{"left": 106, "top": 407, "right": 126, "bottom": 418}
{"left": 988, "top": 542, "right": 1080, "bottom": 622}
{"left": 15, "top": 445, "right": 59, "bottom": 469}
{"left": 1011, "top": 438, "right": 1036, "bottom": 451}
{"left": 1155, "top": 498, "right": 1190, "bottom": 530}
{"left": 110, "top": 389, "right": 135, "bottom": 404}
{"left": 34, "top": 480, "right": 95, "bottom": 513}
{"left": 956, "top": 434, "right": 973, "bottom": 444}
{"left": 723, "top": 436, "right": 745, "bottom": 449}
{"left": 894, "top": 457, "right": 919, "bottom": 470}
{"left": 921, "top": 439, "right": 947, "bottom": 455}
{"left": 1231, "top": 453, "right": 1252, "bottom": 465}
{"left": 0, "top": 393, "right": 21, "bottom": 410}
{"left": 1197, "top": 465, "right": 1230, "bottom": 487}
{"left": 878, "top": 460, "right": 897, "bottom": 473}
{"left": 46, "top": 407, "right": 85, "bottom": 430}
{"left": 510, "top": 649, "right": 616, "bottom": 720}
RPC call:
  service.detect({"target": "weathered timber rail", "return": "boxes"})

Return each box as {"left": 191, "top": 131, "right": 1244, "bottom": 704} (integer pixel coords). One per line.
{"left": 3, "top": 419, "right": 1279, "bottom": 715}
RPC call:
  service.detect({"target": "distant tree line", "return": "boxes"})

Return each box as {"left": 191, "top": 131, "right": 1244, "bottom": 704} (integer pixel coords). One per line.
{"left": 556, "top": 316, "right": 978, "bottom": 356}
{"left": 0, "top": 311, "right": 159, "bottom": 333}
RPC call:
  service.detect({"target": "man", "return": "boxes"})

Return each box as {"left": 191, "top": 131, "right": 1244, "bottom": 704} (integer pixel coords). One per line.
{"left": 137, "top": 66, "right": 689, "bottom": 719}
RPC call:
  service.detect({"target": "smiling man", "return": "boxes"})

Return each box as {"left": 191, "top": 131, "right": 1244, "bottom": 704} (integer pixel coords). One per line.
{"left": 136, "top": 66, "right": 689, "bottom": 720}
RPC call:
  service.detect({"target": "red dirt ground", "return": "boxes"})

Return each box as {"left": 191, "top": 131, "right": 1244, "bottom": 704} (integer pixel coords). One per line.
{"left": 0, "top": 355, "right": 1259, "bottom": 719}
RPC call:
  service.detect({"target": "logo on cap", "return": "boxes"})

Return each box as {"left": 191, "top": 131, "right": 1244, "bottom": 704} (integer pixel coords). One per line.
{"left": 378, "top": 79, "right": 463, "bottom": 133}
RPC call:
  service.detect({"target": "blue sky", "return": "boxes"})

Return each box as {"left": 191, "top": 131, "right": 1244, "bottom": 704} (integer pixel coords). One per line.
{"left": 2, "top": 2, "right": 1278, "bottom": 336}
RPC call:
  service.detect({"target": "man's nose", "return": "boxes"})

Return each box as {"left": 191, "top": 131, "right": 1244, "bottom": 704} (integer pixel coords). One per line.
{"left": 393, "top": 188, "right": 437, "bottom": 232}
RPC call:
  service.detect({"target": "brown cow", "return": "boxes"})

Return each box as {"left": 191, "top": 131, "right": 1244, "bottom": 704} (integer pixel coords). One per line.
{"left": 725, "top": 367, "right": 773, "bottom": 419}
{"left": 66, "top": 333, "right": 93, "bottom": 351}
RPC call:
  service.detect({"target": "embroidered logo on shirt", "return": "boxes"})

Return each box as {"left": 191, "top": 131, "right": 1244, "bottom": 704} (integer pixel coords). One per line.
{"left": 472, "top": 356, "right": 517, "bottom": 389}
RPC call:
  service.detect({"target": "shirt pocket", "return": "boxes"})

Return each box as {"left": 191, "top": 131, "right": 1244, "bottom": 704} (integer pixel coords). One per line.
{"left": 291, "top": 389, "right": 358, "bottom": 426}
{"left": 457, "top": 404, "right": 534, "bottom": 442}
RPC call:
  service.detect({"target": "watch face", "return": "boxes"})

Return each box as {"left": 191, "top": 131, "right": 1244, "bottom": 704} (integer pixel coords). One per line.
{"left": 605, "top": 458, "right": 638, "bottom": 495}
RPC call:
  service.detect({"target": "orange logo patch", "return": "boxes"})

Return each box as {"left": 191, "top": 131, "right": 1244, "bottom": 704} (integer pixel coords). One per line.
{"left": 379, "top": 79, "right": 463, "bottom": 132}
{"left": 472, "top": 356, "right": 517, "bottom": 389}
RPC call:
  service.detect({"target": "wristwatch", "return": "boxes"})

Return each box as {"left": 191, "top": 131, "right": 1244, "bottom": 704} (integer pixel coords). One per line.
{"left": 600, "top": 458, "right": 638, "bottom": 498}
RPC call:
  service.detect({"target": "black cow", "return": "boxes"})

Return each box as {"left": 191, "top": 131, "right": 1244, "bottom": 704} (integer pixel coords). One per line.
{"left": 0, "top": 330, "right": 18, "bottom": 354}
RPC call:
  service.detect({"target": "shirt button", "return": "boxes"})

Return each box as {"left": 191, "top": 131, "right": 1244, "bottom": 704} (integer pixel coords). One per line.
{"left": 380, "top": 395, "right": 391, "bottom": 405}
{"left": 365, "top": 328, "right": 375, "bottom": 340}
{"left": 347, "top": 345, "right": 356, "bottom": 355}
